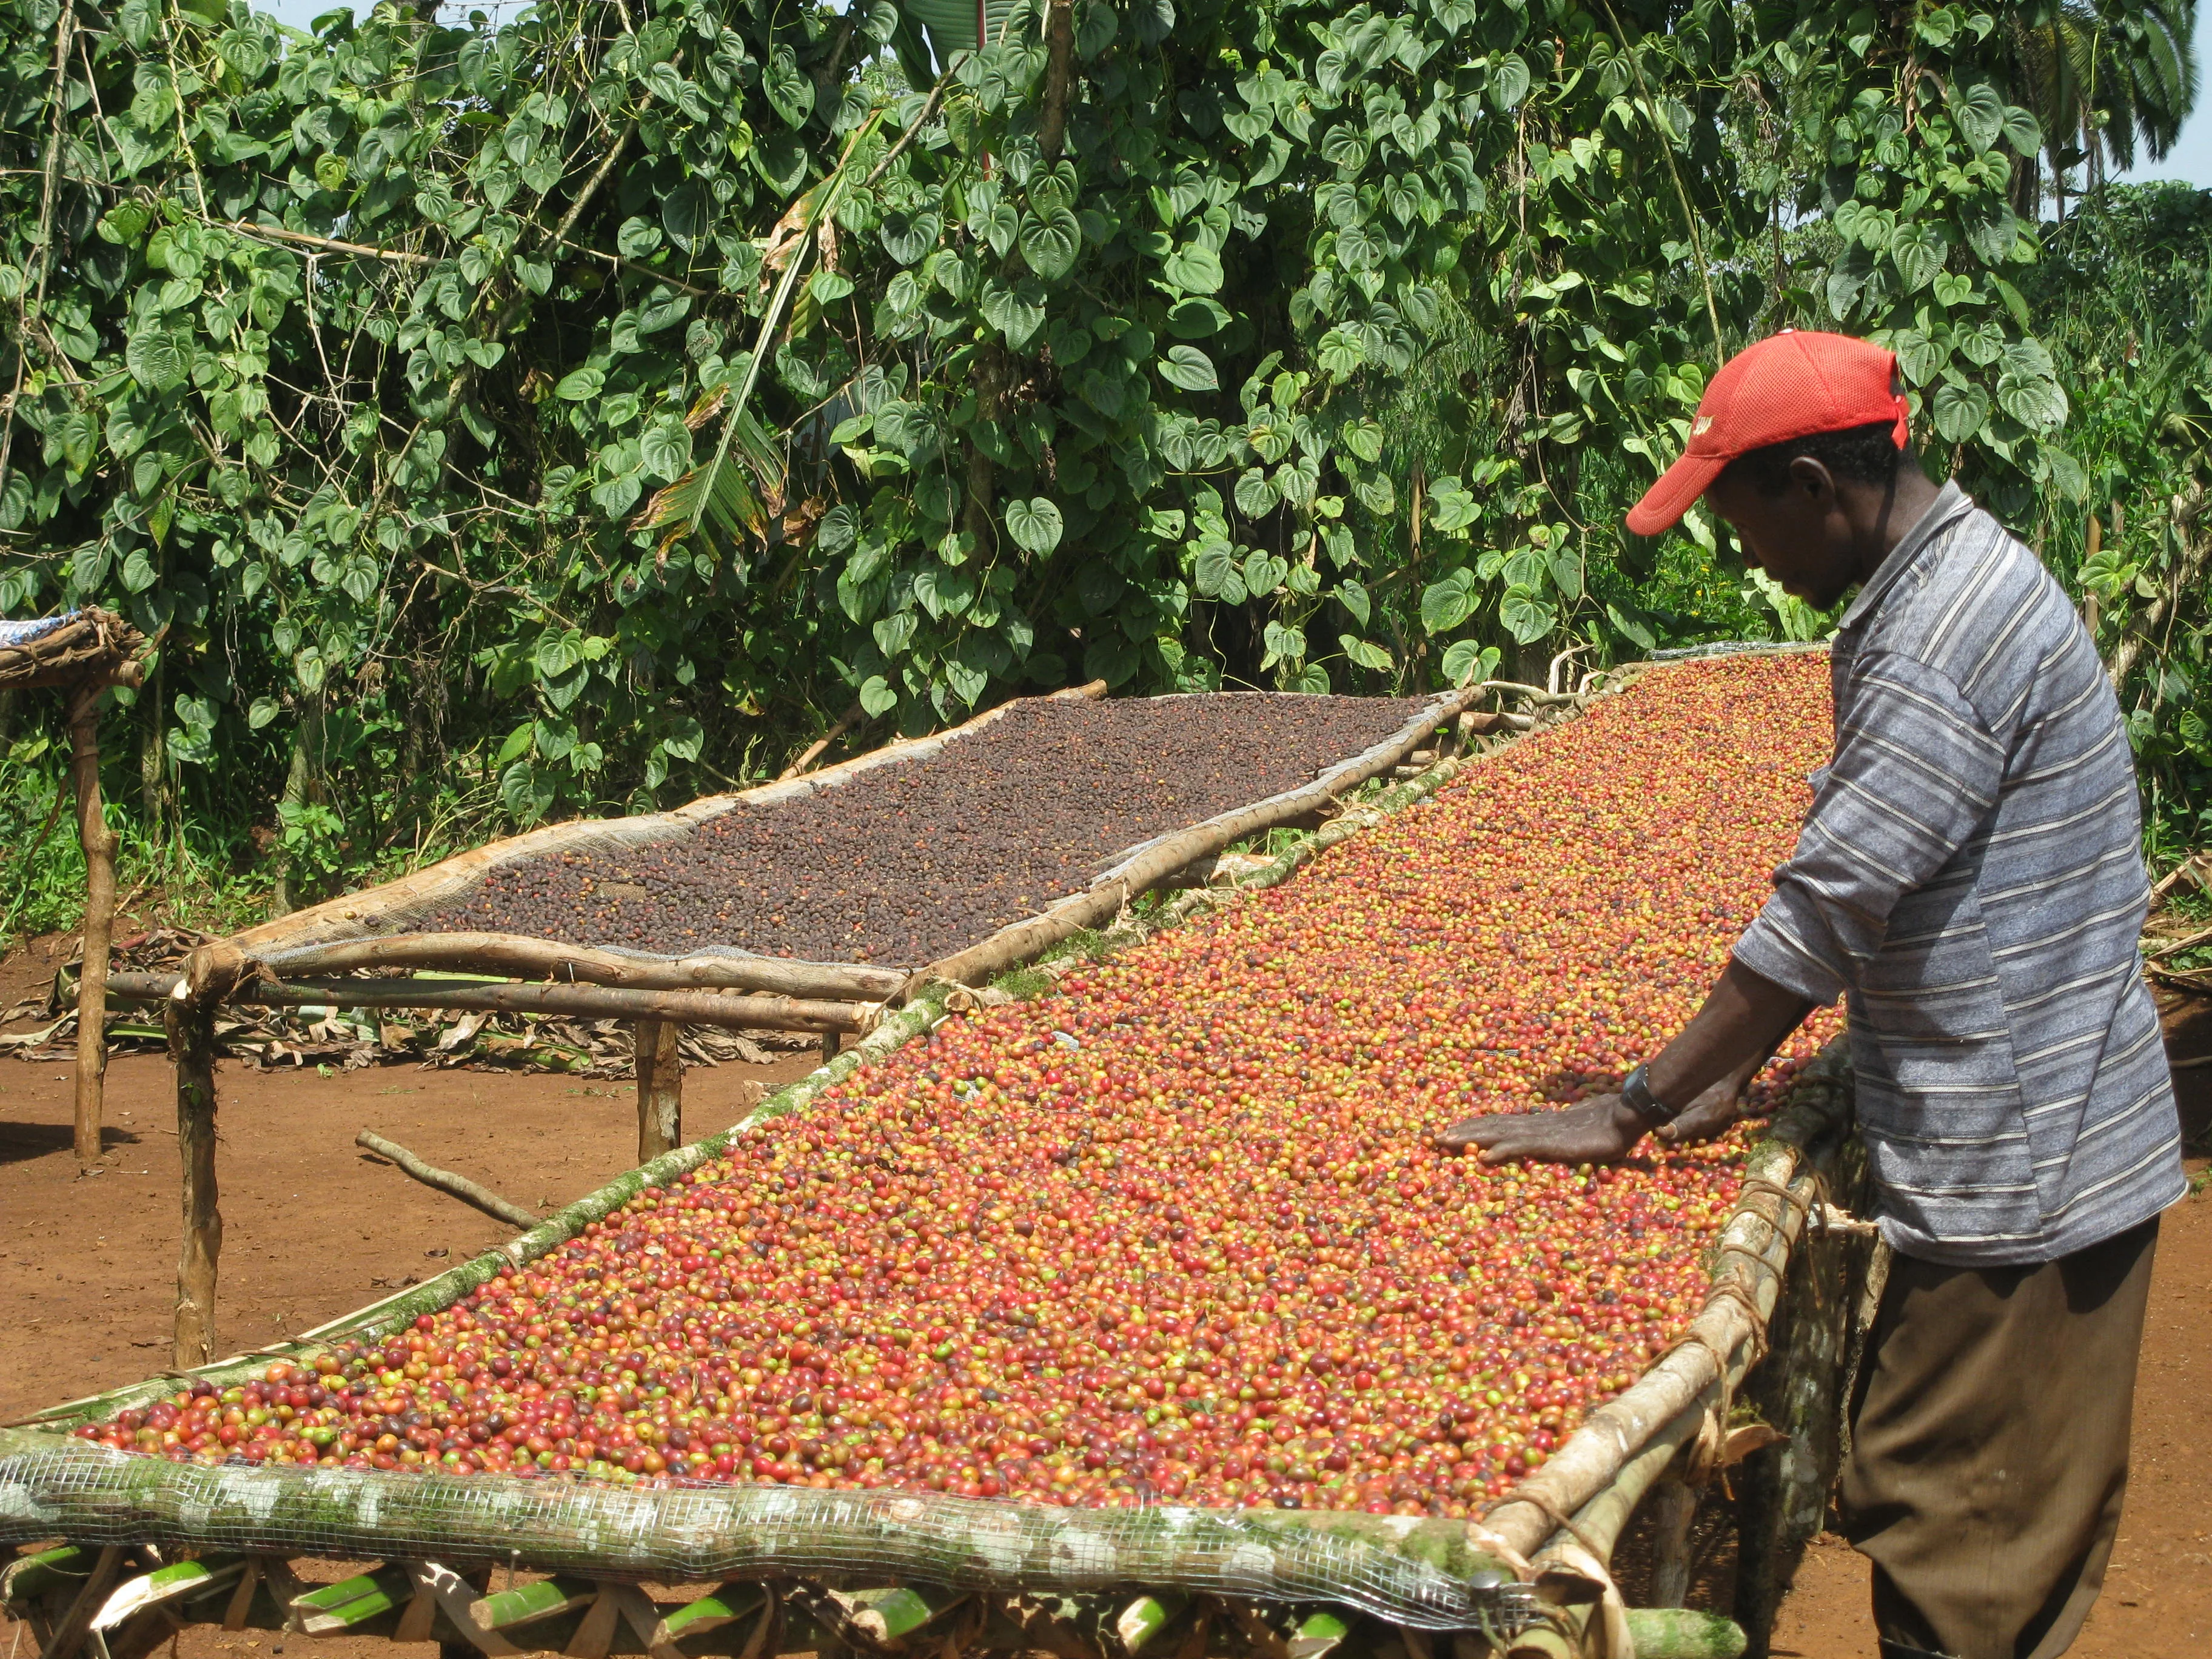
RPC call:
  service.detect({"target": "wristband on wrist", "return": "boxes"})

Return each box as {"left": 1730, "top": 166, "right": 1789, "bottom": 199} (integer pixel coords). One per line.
{"left": 1620, "top": 1063, "right": 1674, "bottom": 1128}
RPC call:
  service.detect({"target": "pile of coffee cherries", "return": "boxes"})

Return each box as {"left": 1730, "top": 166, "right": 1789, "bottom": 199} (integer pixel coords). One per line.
{"left": 84, "top": 656, "right": 1841, "bottom": 1518}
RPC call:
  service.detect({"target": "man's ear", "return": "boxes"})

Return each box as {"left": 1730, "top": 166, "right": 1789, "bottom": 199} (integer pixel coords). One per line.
{"left": 1787, "top": 455, "right": 1835, "bottom": 502}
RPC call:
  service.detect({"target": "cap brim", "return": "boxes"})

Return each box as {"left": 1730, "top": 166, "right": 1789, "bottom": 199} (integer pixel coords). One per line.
{"left": 1624, "top": 451, "right": 1728, "bottom": 537}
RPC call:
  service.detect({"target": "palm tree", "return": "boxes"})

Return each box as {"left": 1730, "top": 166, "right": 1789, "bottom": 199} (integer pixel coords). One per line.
{"left": 2003, "top": 0, "right": 2198, "bottom": 215}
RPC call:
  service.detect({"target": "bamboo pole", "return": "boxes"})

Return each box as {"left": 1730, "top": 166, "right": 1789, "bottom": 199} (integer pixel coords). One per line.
{"left": 634, "top": 1018, "right": 682, "bottom": 1162}
{"left": 1512, "top": 1395, "right": 1750, "bottom": 1658}
{"left": 1732, "top": 1142, "right": 1870, "bottom": 1651}
{"left": 67, "top": 683, "right": 117, "bottom": 1170}
{"left": 1537, "top": 1393, "right": 1714, "bottom": 1585}
{"left": 1619, "top": 1610, "right": 1748, "bottom": 1659}
{"left": 1467, "top": 678, "right": 1580, "bottom": 708}
{"left": 166, "top": 991, "right": 222, "bottom": 1370}
{"left": 355, "top": 1131, "right": 541, "bottom": 1230}
{"left": 252, "top": 933, "right": 907, "bottom": 1002}
{"left": 102, "top": 972, "right": 869, "bottom": 1034}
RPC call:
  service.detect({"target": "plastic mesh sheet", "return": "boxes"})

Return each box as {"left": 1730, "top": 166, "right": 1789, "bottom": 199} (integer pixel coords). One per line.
{"left": 0, "top": 1436, "right": 1513, "bottom": 1628}
{"left": 0, "top": 614, "right": 75, "bottom": 648}
{"left": 1646, "top": 639, "right": 1831, "bottom": 662}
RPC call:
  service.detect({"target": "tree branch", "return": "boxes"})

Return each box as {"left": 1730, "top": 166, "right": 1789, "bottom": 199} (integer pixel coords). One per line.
{"left": 1038, "top": 0, "right": 1076, "bottom": 160}
{"left": 357, "top": 1130, "right": 541, "bottom": 1230}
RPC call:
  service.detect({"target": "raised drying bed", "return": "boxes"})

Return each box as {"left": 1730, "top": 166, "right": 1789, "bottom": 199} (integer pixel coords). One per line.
{"left": 421, "top": 691, "right": 1456, "bottom": 967}
{"left": 4, "top": 654, "right": 1871, "bottom": 1657}
{"left": 102, "top": 685, "right": 1489, "bottom": 1090}
{"left": 91, "top": 681, "right": 1483, "bottom": 1360}
{"left": 98, "top": 683, "right": 1491, "bottom": 1367}
{"left": 216, "top": 683, "right": 1480, "bottom": 993}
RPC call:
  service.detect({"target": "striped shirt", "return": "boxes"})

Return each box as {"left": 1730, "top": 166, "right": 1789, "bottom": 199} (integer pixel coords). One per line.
{"left": 1734, "top": 482, "right": 2184, "bottom": 1266}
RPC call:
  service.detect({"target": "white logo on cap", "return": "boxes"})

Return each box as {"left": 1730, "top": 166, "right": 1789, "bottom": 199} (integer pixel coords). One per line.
{"left": 1693, "top": 415, "right": 1714, "bottom": 435}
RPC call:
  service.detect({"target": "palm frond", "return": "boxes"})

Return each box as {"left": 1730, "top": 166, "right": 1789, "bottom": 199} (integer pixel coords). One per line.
{"left": 632, "top": 406, "right": 785, "bottom": 562}
{"left": 628, "top": 101, "right": 903, "bottom": 569}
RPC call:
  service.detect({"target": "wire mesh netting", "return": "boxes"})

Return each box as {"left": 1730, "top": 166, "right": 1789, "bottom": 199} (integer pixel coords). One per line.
{"left": 0, "top": 1434, "right": 1515, "bottom": 1628}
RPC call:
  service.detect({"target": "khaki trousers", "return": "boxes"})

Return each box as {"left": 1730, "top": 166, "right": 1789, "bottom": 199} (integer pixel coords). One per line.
{"left": 1837, "top": 1215, "right": 2159, "bottom": 1659}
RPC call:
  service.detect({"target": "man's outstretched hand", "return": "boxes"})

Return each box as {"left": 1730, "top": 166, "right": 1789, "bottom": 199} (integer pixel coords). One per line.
{"left": 1435, "top": 1094, "right": 1645, "bottom": 1165}
{"left": 1435, "top": 1074, "right": 1749, "bottom": 1165}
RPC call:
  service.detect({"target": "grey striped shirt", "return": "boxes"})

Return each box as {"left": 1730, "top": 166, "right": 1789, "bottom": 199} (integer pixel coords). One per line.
{"left": 1734, "top": 482, "right": 2184, "bottom": 1266}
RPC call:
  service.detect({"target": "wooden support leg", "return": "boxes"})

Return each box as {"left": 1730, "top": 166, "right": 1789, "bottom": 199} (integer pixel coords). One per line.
{"left": 821, "top": 1029, "right": 842, "bottom": 1064}
{"left": 67, "top": 686, "right": 118, "bottom": 1170}
{"left": 36, "top": 1543, "right": 122, "bottom": 1659}
{"left": 635, "top": 1017, "right": 683, "bottom": 1163}
{"left": 1648, "top": 1476, "right": 1697, "bottom": 1608}
{"left": 168, "top": 993, "right": 222, "bottom": 1369}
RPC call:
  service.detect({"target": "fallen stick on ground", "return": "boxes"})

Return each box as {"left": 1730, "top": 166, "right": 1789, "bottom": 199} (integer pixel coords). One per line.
{"left": 356, "top": 1130, "right": 541, "bottom": 1230}
{"left": 2150, "top": 856, "right": 2206, "bottom": 902}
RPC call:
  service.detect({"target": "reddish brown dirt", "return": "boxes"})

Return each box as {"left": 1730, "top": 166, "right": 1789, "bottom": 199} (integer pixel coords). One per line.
{"left": 0, "top": 922, "right": 159, "bottom": 1007}
{"left": 1767, "top": 1196, "right": 2212, "bottom": 1657}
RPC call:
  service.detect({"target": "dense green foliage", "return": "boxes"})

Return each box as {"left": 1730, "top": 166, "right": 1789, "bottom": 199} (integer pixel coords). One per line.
{"left": 2026, "top": 181, "right": 2212, "bottom": 862}
{"left": 0, "top": 0, "right": 2202, "bottom": 933}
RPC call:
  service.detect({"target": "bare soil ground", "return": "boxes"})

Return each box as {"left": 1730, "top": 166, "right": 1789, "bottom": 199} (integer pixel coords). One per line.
{"left": 2, "top": 927, "right": 2207, "bottom": 1659}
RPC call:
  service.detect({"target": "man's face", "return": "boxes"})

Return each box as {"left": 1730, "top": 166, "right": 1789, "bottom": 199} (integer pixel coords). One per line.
{"left": 1705, "top": 461, "right": 1862, "bottom": 610}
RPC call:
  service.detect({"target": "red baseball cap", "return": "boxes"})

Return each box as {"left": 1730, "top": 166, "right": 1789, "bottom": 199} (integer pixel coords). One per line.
{"left": 1625, "top": 330, "right": 1912, "bottom": 536}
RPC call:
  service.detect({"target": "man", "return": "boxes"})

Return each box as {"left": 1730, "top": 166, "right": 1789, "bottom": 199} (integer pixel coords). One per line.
{"left": 1441, "top": 330, "right": 2185, "bottom": 1659}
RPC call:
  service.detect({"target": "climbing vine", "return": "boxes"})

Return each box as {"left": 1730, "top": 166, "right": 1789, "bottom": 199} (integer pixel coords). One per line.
{"left": 0, "top": 0, "right": 2120, "bottom": 894}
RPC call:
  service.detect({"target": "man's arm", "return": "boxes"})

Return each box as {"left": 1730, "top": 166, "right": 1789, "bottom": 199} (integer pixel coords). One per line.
{"left": 1436, "top": 959, "right": 1812, "bottom": 1164}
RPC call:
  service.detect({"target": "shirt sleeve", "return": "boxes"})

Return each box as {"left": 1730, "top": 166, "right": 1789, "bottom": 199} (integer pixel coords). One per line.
{"left": 1732, "top": 650, "right": 2005, "bottom": 1006}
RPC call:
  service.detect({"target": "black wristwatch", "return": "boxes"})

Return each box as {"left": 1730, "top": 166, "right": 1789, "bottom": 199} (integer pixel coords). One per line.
{"left": 1620, "top": 1063, "right": 1674, "bottom": 1130}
